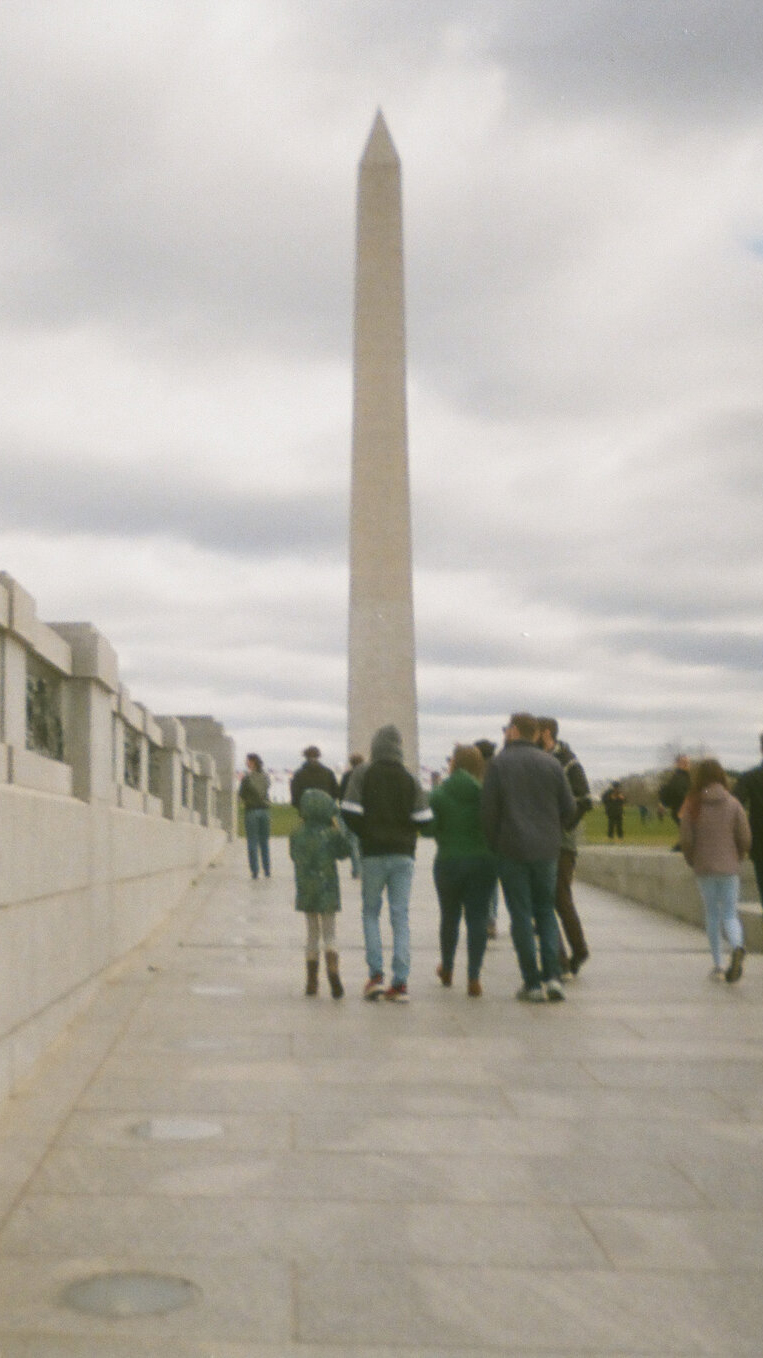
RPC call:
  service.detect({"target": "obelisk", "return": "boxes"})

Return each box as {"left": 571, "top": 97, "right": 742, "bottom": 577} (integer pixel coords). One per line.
{"left": 348, "top": 111, "right": 419, "bottom": 769}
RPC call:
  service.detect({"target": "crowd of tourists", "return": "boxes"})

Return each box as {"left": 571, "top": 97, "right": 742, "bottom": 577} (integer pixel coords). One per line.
{"left": 238, "top": 726, "right": 763, "bottom": 1001}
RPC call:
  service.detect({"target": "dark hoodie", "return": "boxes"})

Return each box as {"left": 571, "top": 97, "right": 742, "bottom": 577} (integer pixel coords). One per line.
{"left": 429, "top": 768, "right": 493, "bottom": 860}
{"left": 340, "top": 724, "right": 433, "bottom": 858}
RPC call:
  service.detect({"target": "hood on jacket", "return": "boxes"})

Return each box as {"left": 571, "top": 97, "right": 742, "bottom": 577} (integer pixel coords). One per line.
{"left": 700, "top": 783, "right": 728, "bottom": 804}
{"left": 298, "top": 788, "right": 337, "bottom": 823}
{"left": 440, "top": 767, "right": 481, "bottom": 801}
{"left": 370, "top": 724, "right": 404, "bottom": 763}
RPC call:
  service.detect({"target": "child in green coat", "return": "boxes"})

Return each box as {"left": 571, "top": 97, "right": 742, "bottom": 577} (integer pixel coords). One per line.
{"left": 289, "top": 788, "right": 351, "bottom": 997}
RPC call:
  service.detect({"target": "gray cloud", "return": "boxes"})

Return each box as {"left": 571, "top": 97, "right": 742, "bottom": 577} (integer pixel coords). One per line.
{"left": 0, "top": 451, "right": 347, "bottom": 560}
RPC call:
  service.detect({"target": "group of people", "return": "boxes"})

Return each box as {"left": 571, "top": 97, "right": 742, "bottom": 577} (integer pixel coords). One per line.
{"left": 239, "top": 727, "right": 763, "bottom": 999}
{"left": 240, "top": 714, "right": 593, "bottom": 1004}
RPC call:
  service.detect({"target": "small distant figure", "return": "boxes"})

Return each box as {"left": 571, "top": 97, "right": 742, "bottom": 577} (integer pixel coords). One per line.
{"left": 658, "top": 754, "right": 691, "bottom": 850}
{"left": 238, "top": 753, "right": 271, "bottom": 879}
{"left": 290, "top": 745, "right": 340, "bottom": 810}
{"left": 338, "top": 753, "right": 365, "bottom": 878}
{"left": 289, "top": 789, "right": 351, "bottom": 997}
{"left": 638, "top": 804, "right": 649, "bottom": 825}
{"left": 680, "top": 759, "right": 751, "bottom": 982}
{"left": 602, "top": 781, "right": 626, "bottom": 840}
{"left": 733, "top": 732, "right": 763, "bottom": 907}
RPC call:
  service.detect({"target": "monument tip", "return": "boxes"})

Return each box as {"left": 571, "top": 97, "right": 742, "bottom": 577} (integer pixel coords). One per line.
{"left": 360, "top": 109, "right": 400, "bottom": 167}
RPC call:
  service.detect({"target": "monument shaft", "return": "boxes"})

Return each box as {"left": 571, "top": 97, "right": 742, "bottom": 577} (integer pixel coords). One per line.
{"left": 348, "top": 112, "right": 419, "bottom": 768}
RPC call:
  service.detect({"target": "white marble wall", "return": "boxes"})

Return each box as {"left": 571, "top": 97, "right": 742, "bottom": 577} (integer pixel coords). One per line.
{"left": 0, "top": 572, "right": 233, "bottom": 1105}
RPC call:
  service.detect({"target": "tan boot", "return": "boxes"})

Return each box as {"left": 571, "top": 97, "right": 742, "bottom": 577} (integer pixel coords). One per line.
{"left": 305, "top": 958, "right": 319, "bottom": 995}
{"left": 325, "top": 950, "right": 344, "bottom": 999}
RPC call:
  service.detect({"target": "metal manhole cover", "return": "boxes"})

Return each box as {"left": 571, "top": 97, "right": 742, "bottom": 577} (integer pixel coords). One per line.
{"left": 61, "top": 1271, "right": 201, "bottom": 1317}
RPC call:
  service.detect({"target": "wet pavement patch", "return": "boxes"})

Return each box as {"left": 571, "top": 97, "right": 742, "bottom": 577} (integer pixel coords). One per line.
{"left": 60, "top": 1271, "right": 201, "bottom": 1317}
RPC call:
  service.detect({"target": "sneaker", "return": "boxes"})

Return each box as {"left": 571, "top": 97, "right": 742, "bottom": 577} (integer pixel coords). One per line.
{"left": 436, "top": 965, "right": 452, "bottom": 987}
{"left": 709, "top": 966, "right": 725, "bottom": 980}
{"left": 467, "top": 978, "right": 482, "bottom": 997}
{"left": 363, "top": 974, "right": 385, "bottom": 1001}
{"left": 545, "top": 979, "right": 566, "bottom": 1002}
{"left": 725, "top": 946, "right": 745, "bottom": 984}
{"left": 516, "top": 985, "right": 546, "bottom": 1003}
{"left": 384, "top": 982, "right": 409, "bottom": 1003}
{"left": 569, "top": 950, "right": 589, "bottom": 976}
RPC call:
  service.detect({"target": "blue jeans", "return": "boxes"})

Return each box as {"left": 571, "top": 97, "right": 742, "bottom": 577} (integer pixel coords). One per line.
{"left": 244, "top": 808, "right": 271, "bottom": 877}
{"left": 695, "top": 873, "right": 744, "bottom": 967}
{"left": 361, "top": 854, "right": 415, "bottom": 985}
{"left": 497, "top": 856, "right": 560, "bottom": 988}
{"left": 434, "top": 855, "right": 497, "bottom": 980}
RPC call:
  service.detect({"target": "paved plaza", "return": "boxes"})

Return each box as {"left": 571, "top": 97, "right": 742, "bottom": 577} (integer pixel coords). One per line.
{"left": 0, "top": 835, "right": 762, "bottom": 1355}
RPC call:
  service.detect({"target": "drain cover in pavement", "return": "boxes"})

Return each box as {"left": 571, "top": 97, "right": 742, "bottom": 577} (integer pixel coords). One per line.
{"left": 132, "top": 1116, "right": 223, "bottom": 1141}
{"left": 61, "top": 1271, "right": 201, "bottom": 1317}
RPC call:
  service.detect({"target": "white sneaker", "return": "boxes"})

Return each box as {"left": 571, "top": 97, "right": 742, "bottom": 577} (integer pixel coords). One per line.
{"left": 516, "top": 985, "right": 546, "bottom": 1003}
{"left": 545, "top": 979, "right": 566, "bottom": 1003}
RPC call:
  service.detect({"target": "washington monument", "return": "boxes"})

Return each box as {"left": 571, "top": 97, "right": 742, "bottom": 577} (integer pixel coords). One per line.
{"left": 347, "top": 111, "right": 419, "bottom": 768}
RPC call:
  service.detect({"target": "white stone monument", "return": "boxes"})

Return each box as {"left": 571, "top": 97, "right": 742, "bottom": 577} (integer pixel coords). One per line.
{"left": 347, "top": 111, "right": 419, "bottom": 769}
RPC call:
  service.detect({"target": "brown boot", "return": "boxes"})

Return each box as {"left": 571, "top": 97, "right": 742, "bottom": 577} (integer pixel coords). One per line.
{"left": 467, "top": 978, "right": 482, "bottom": 997}
{"left": 305, "top": 958, "right": 319, "bottom": 996}
{"left": 325, "top": 951, "right": 344, "bottom": 998}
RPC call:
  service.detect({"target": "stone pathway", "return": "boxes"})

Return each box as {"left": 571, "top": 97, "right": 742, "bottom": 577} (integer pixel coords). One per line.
{"left": 0, "top": 835, "right": 761, "bottom": 1355}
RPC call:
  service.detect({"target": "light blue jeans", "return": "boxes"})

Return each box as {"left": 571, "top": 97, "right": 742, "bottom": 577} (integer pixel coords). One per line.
{"left": 244, "top": 808, "right": 271, "bottom": 878}
{"left": 695, "top": 873, "right": 744, "bottom": 968}
{"left": 361, "top": 854, "right": 415, "bottom": 986}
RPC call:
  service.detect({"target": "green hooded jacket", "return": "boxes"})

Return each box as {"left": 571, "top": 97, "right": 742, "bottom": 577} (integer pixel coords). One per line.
{"left": 289, "top": 788, "right": 350, "bottom": 913}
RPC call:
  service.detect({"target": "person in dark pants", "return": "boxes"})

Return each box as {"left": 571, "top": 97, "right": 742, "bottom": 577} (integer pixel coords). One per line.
{"left": 537, "top": 718, "right": 592, "bottom": 975}
{"left": 238, "top": 753, "right": 271, "bottom": 878}
{"left": 429, "top": 744, "right": 497, "bottom": 997}
{"left": 734, "top": 733, "right": 763, "bottom": 905}
{"left": 602, "top": 782, "right": 626, "bottom": 840}
{"left": 658, "top": 754, "right": 691, "bottom": 850}
{"left": 290, "top": 746, "right": 340, "bottom": 811}
{"left": 481, "top": 713, "right": 576, "bottom": 1003}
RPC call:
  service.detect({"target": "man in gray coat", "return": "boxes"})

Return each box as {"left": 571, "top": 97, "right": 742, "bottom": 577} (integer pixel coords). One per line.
{"left": 481, "top": 712, "right": 577, "bottom": 1002}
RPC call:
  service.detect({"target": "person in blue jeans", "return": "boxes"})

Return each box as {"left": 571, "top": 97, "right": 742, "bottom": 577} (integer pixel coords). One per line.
{"left": 429, "top": 744, "right": 497, "bottom": 996}
{"left": 481, "top": 713, "right": 576, "bottom": 1003}
{"left": 341, "top": 724, "right": 433, "bottom": 1002}
{"left": 238, "top": 753, "right": 271, "bottom": 879}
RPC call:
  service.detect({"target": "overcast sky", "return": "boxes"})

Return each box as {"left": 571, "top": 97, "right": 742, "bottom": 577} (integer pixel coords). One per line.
{"left": 2, "top": 1, "right": 762, "bottom": 781}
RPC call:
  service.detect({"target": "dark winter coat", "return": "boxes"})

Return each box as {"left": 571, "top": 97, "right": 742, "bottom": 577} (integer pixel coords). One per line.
{"left": 429, "top": 768, "right": 494, "bottom": 861}
{"left": 481, "top": 740, "right": 576, "bottom": 862}
{"left": 290, "top": 759, "right": 340, "bottom": 810}
{"left": 340, "top": 724, "right": 433, "bottom": 858}
{"left": 289, "top": 789, "right": 351, "bottom": 913}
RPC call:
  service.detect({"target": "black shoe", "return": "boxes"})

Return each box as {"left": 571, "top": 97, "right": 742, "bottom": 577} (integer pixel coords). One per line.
{"left": 569, "top": 951, "right": 589, "bottom": 976}
{"left": 725, "top": 946, "right": 745, "bottom": 983}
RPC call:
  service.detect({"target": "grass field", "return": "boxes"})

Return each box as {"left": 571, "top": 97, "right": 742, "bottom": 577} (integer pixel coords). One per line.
{"left": 582, "top": 804, "right": 678, "bottom": 847}
{"left": 239, "top": 801, "right": 678, "bottom": 847}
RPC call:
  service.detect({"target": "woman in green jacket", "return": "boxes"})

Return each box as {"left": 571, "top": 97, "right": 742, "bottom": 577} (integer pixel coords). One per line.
{"left": 429, "top": 745, "right": 497, "bottom": 996}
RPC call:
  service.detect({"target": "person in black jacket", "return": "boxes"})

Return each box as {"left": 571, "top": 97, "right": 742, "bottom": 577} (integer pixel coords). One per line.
{"left": 341, "top": 725, "right": 433, "bottom": 1002}
{"left": 290, "top": 746, "right": 340, "bottom": 811}
{"left": 658, "top": 754, "right": 690, "bottom": 850}
{"left": 734, "top": 733, "right": 763, "bottom": 905}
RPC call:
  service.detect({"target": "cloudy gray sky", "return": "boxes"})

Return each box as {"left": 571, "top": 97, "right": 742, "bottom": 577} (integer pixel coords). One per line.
{"left": 2, "top": 0, "right": 762, "bottom": 780}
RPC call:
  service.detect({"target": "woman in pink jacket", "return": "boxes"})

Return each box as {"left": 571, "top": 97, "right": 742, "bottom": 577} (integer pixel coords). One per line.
{"left": 680, "top": 759, "right": 752, "bottom": 982}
